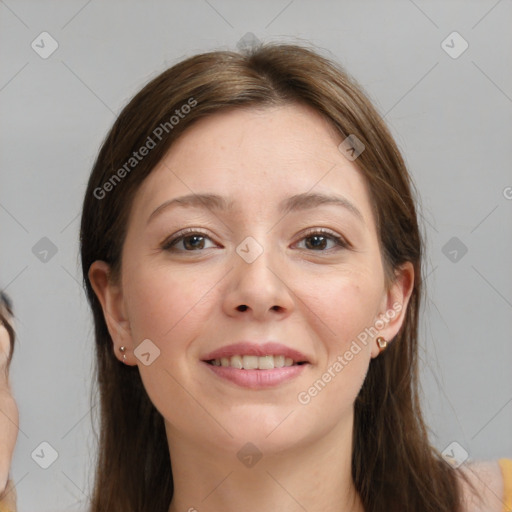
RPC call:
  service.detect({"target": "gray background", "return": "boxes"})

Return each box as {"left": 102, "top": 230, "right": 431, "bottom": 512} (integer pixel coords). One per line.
{"left": 1, "top": 1, "right": 511, "bottom": 510}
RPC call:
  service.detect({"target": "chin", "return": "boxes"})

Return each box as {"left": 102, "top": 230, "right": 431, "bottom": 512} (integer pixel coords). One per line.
{"left": 219, "top": 411, "right": 319, "bottom": 452}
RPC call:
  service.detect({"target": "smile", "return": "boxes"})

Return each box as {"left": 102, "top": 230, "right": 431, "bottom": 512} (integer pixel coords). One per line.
{"left": 206, "top": 354, "right": 307, "bottom": 370}
{"left": 203, "top": 358, "right": 310, "bottom": 389}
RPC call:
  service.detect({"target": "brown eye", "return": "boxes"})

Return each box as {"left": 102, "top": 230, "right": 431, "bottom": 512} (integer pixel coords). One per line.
{"left": 162, "top": 229, "right": 216, "bottom": 252}
{"left": 296, "top": 229, "right": 348, "bottom": 252}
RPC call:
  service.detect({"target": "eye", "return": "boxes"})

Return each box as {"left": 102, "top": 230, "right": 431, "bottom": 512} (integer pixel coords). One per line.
{"left": 294, "top": 228, "right": 349, "bottom": 252}
{"left": 161, "top": 228, "right": 218, "bottom": 252}
{"left": 161, "top": 227, "right": 349, "bottom": 253}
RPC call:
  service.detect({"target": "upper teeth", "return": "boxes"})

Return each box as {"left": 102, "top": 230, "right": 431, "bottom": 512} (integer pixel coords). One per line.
{"left": 210, "top": 355, "right": 296, "bottom": 369}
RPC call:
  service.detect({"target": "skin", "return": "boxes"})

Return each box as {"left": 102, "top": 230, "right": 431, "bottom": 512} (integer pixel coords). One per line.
{"left": 89, "top": 103, "right": 415, "bottom": 512}
{"left": 0, "top": 311, "right": 19, "bottom": 508}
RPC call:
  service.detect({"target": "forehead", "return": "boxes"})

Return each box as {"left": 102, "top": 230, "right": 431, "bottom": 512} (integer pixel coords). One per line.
{"left": 131, "top": 104, "right": 375, "bottom": 227}
{"left": 164, "top": 103, "right": 345, "bottom": 174}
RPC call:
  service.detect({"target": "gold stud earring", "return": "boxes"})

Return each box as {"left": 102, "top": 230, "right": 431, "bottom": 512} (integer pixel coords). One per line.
{"left": 119, "top": 346, "right": 127, "bottom": 364}
{"left": 376, "top": 336, "right": 388, "bottom": 354}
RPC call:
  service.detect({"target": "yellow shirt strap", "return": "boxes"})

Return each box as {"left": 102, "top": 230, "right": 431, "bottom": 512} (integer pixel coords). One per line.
{"left": 499, "top": 458, "right": 512, "bottom": 512}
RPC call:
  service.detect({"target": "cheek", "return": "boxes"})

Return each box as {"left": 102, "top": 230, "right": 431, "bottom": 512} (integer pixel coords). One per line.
{"left": 293, "top": 277, "right": 378, "bottom": 424}
{"left": 122, "top": 266, "right": 215, "bottom": 429}
{"left": 304, "top": 270, "right": 382, "bottom": 349}
{"left": 124, "top": 263, "right": 202, "bottom": 340}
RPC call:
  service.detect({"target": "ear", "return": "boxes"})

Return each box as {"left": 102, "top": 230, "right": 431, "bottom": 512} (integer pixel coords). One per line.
{"left": 370, "top": 261, "right": 415, "bottom": 359}
{"left": 88, "top": 260, "right": 135, "bottom": 365}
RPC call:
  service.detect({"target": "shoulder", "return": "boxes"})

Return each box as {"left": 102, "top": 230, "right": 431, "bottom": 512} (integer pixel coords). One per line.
{"left": 0, "top": 477, "right": 17, "bottom": 511}
{"left": 456, "top": 459, "right": 505, "bottom": 512}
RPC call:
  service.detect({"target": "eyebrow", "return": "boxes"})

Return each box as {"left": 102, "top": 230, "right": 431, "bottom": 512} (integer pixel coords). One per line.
{"left": 147, "top": 192, "right": 365, "bottom": 225}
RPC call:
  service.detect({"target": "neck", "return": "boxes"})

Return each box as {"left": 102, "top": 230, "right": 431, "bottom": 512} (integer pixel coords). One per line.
{"left": 166, "top": 411, "right": 364, "bottom": 512}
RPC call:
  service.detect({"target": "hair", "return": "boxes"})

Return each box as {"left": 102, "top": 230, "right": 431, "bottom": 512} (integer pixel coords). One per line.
{"left": 79, "top": 41, "right": 482, "bottom": 511}
{"left": 0, "top": 291, "right": 15, "bottom": 372}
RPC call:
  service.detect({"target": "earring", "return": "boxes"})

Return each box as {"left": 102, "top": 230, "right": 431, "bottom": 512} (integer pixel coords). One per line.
{"left": 119, "top": 346, "right": 127, "bottom": 364}
{"left": 376, "top": 336, "right": 388, "bottom": 354}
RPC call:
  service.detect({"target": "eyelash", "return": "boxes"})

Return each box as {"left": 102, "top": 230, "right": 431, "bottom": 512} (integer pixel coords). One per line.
{"left": 161, "top": 227, "right": 349, "bottom": 253}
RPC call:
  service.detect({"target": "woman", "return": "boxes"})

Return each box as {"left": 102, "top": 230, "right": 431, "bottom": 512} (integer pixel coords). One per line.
{"left": 80, "top": 42, "right": 512, "bottom": 511}
{"left": 0, "top": 292, "right": 18, "bottom": 512}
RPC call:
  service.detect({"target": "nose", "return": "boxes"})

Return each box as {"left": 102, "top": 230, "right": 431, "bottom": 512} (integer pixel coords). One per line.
{"left": 222, "top": 239, "right": 294, "bottom": 320}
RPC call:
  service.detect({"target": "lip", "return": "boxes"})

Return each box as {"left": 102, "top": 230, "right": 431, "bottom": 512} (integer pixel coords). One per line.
{"left": 202, "top": 361, "right": 308, "bottom": 389}
{"left": 200, "top": 341, "right": 311, "bottom": 390}
{"left": 201, "top": 341, "right": 310, "bottom": 364}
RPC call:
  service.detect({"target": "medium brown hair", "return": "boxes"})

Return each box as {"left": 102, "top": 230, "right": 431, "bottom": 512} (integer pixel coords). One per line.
{"left": 80, "top": 42, "right": 481, "bottom": 511}
{"left": 0, "top": 291, "right": 15, "bottom": 372}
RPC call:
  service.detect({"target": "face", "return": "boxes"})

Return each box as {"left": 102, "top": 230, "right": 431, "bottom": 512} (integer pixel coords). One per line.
{"left": 90, "top": 103, "right": 413, "bottom": 457}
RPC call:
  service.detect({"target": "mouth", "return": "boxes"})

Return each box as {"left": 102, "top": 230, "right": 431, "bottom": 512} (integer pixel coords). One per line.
{"left": 200, "top": 342, "right": 312, "bottom": 388}
{"left": 204, "top": 354, "right": 309, "bottom": 370}
{"left": 202, "top": 356, "right": 310, "bottom": 389}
